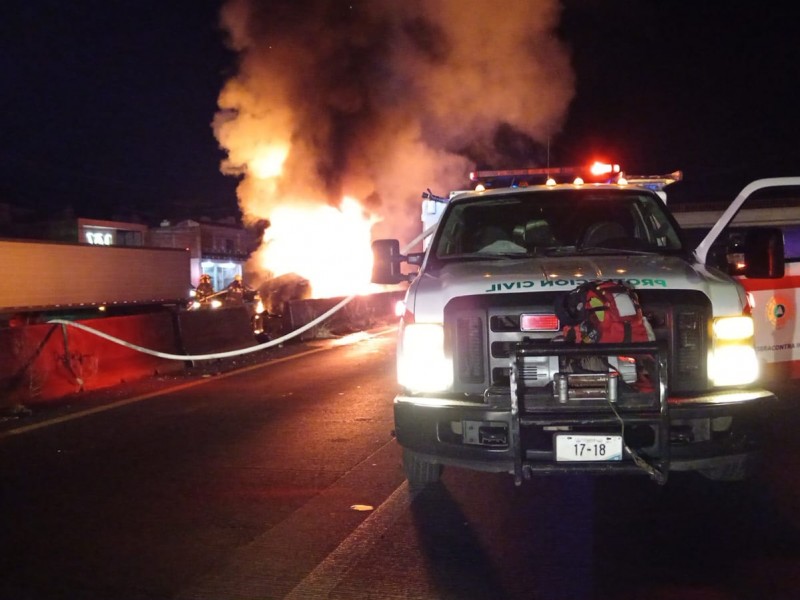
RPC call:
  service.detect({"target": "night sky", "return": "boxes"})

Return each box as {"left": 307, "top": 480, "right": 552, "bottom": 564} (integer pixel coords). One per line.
{"left": 1, "top": 0, "right": 237, "bottom": 222}
{"left": 2, "top": 1, "right": 799, "bottom": 224}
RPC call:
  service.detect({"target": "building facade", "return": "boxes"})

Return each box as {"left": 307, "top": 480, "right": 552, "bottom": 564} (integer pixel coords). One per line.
{"left": 147, "top": 219, "right": 259, "bottom": 291}
{"left": 2, "top": 212, "right": 260, "bottom": 292}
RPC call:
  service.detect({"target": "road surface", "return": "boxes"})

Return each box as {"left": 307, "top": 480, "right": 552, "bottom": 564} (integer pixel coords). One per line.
{"left": 1, "top": 330, "right": 799, "bottom": 599}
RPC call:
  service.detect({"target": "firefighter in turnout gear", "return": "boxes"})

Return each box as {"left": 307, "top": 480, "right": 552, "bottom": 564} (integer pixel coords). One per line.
{"left": 225, "top": 274, "right": 246, "bottom": 305}
{"left": 195, "top": 274, "right": 215, "bottom": 302}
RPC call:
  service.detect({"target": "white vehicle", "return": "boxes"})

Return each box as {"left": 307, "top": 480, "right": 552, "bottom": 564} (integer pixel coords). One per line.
{"left": 372, "top": 165, "right": 791, "bottom": 487}
{"left": 672, "top": 181, "right": 800, "bottom": 383}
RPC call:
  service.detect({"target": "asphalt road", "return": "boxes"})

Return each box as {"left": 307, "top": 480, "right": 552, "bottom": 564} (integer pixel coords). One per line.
{"left": 1, "top": 330, "right": 799, "bottom": 600}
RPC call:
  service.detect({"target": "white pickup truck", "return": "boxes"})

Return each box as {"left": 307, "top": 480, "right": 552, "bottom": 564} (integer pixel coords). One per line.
{"left": 373, "top": 169, "right": 793, "bottom": 487}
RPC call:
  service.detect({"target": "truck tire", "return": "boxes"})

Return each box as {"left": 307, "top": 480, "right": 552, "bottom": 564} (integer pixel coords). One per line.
{"left": 403, "top": 449, "right": 442, "bottom": 491}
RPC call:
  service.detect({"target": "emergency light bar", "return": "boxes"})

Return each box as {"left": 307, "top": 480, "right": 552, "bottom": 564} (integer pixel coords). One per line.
{"left": 469, "top": 162, "right": 682, "bottom": 193}
{"left": 470, "top": 162, "right": 623, "bottom": 189}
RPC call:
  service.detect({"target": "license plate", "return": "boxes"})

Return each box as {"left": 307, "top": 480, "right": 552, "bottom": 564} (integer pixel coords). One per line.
{"left": 555, "top": 434, "right": 623, "bottom": 462}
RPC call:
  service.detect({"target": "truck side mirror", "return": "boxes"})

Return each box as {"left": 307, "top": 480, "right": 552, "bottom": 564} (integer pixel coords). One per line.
{"left": 371, "top": 239, "right": 407, "bottom": 284}
{"left": 742, "top": 227, "right": 785, "bottom": 279}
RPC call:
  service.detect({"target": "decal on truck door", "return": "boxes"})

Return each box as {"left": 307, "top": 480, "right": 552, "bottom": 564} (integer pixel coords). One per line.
{"left": 766, "top": 294, "right": 793, "bottom": 328}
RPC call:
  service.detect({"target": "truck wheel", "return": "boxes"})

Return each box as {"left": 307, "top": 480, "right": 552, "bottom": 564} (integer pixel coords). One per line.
{"left": 403, "top": 449, "right": 442, "bottom": 491}
{"left": 699, "top": 455, "right": 755, "bottom": 482}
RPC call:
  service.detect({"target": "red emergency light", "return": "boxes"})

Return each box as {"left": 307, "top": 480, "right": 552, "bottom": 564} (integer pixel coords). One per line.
{"left": 520, "top": 313, "right": 560, "bottom": 332}
{"left": 589, "top": 161, "right": 621, "bottom": 176}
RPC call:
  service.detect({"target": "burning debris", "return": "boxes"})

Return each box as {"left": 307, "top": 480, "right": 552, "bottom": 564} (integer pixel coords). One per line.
{"left": 213, "top": 0, "right": 575, "bottom": 297}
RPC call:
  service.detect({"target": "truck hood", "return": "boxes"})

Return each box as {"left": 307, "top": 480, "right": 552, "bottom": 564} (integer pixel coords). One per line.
{"left": 409, "top": 254, "right": 745, "bottom": 321}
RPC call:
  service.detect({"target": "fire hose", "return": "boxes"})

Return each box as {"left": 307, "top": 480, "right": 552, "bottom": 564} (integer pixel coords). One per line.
{"left": 47, "top": 228, "right": 434, "bottom": 362}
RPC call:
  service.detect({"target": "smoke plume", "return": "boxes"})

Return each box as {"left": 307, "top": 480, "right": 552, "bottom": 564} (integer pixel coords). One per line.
{"left": 213, "top": 0, "right": 575, "bottom": 278}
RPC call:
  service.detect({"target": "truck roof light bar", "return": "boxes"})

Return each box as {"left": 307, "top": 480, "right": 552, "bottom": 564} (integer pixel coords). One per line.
{"left": 468, "top": 163, "right": 682, "bottom": 193}
{"left": 469, "top": 161, "right": 625, "bottom": 189}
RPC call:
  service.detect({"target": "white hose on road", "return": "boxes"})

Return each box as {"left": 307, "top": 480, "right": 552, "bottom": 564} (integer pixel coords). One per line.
{"left": 47, "top": 227, "right": 435, "bottom": 362}
{"left": 48, "top": 294, "right": 355, "bottom": 362}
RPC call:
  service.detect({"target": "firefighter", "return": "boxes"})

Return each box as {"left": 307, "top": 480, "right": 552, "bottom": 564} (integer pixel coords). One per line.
{"left": 195, "top": 274, "right": 215, "bottom": 302}
{"left": 225, "top": 274, "right": 246, "bottom": 305}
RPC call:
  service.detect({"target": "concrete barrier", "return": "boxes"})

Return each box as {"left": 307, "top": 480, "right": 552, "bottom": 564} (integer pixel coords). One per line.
{"left": 176, "top": 305, "right": 257, "bottom": 355}
{"left": 0, "top": 292, "right": 397, "bottom": 409}
{"left": 286, "top": 291, "right": 403, "bottom": 340}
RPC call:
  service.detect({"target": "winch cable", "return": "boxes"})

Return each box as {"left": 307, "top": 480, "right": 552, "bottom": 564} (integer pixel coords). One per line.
{"left": 604, "top": 361, "right": 668, "bottom": 485}
{"left": 46, "top": 226, "right": 436, "bottom": 362}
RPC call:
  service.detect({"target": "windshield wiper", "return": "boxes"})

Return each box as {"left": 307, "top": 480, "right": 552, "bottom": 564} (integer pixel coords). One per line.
{"left": 539, "top": 244, "right": 660, "bottom": 256}
{"left": 442, "top": 252, "right": 528, "bottom": 261}
{"left": 575, "top": 245, "right": 658, "bottom": 256}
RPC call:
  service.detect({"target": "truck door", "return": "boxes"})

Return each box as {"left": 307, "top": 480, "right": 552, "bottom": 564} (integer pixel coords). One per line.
{"left": 696, "top": 177, "right": 800, "bottom": 380}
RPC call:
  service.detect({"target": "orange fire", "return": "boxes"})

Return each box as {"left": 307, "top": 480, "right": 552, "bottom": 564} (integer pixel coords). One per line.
{"left": 215, "top": 0, "right": 577, "bottom": 301}
{"left": 254, "top": 196, "right": 380, "bottom": 298}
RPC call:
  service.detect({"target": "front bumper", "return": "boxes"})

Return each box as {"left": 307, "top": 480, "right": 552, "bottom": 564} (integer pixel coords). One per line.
{"left": 394, "top": 340, "right": 778, "bottom": 484}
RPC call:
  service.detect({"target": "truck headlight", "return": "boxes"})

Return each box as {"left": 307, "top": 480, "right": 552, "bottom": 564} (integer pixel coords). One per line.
{"left": 712, "top": 316, "right": 754, "bottom": 339}
{"left": 709, "top": 316, "right": 758, "bottom": 386}
{"left": 397, "top": 323, "right": 453, "bottom": 393}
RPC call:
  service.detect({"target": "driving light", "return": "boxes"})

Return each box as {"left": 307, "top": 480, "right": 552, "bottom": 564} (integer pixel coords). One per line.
{"left": 210, "top": 299, "right": 223, "bottom": 309}
{"left": 709, "top": 315, "right": 758, "bottom": 386}
{"left": 713, "top": 316, "right": 754, "bottom": 340}
{"left": 397, "top": 323, "right": 453, "bottom": 393}
{"left": 709, "top": 345, "right": 759, "bottom": 386}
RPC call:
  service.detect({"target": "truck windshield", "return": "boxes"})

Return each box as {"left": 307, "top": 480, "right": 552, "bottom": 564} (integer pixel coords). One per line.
{"left": 433, "top": 189, "right": 685, "bottom": 259}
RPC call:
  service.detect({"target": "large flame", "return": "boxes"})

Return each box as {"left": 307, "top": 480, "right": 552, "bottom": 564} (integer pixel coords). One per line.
{"left": 213, "top": 0, "right": 576, "bottom": 299}
{"left": 256, "top": 195, "right": 378, "bottom": 298}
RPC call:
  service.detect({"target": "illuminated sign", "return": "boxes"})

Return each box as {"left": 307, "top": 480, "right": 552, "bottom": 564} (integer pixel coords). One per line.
{"left": 84, "top": 227, "right": 115, "bottom": 245}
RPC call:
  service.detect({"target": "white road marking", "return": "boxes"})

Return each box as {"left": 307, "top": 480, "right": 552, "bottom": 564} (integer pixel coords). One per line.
{"left": 283, "top": 481, "right": 413, "bottom": 600}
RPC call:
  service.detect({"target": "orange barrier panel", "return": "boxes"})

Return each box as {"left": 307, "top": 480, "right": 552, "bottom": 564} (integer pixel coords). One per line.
{"left": 0, "top": 312, "right": 181, "bottom": 407}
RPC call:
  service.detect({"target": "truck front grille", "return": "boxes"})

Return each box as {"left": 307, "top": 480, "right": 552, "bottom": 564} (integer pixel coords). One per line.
{"left": 444, "top": 290, "right": 712, "bottom": 398}
{"left": 676, "top": 311, "right": 703, "bottom": 376}
{"left": 455, "top": 316, "right": 485, "bottom": 384}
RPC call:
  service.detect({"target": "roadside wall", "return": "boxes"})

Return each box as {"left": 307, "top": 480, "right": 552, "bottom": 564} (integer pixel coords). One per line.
{"left": 176, "top": 306, "right": 256, "bottom": 355}
{"left": 0, "top": 307, "right": 258, "bottom": 408}
{"left": 0, "top": 312, "right": 182, "bottom": 408}
{"left": 285, "top": 291, "right": 404, "bottom": 340}
{"left": 0, "top": 292, "right": 400, "bottom": 409}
